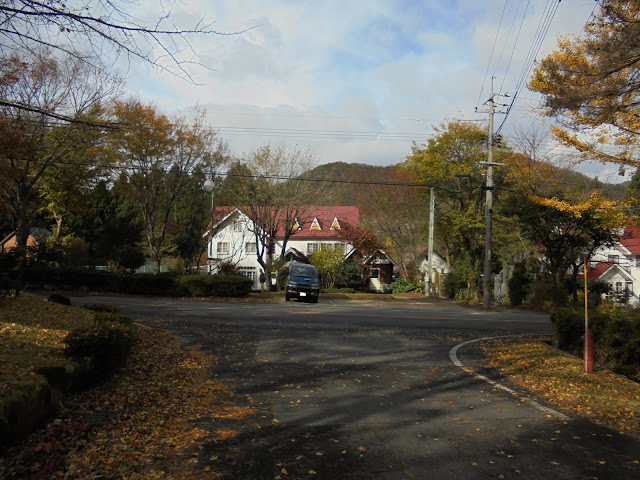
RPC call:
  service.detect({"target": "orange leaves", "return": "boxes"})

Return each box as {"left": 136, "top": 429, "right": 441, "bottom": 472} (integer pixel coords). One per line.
{"left": 483, "top": 338, "right": 640, "bottom": 437}
{"left": 0, "top": 327, "right": 248, "bottom": 479}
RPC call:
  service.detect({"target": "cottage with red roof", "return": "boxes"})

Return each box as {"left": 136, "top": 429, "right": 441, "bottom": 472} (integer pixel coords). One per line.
{"left": 203, "top": 206, "right": 359, "bottom": 290}
{"left": 582, "top": 222, "right": 640, "bottom": 304}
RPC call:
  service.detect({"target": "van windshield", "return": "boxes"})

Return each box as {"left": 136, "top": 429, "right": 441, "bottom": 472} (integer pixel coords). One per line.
{"left": 290, "top": 266, "right": 318, "bottom": 280}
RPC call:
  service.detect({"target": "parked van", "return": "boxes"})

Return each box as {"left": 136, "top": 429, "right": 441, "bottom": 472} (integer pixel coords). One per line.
{"left": 285, "top": 263, "right": 320, "bottom": 303}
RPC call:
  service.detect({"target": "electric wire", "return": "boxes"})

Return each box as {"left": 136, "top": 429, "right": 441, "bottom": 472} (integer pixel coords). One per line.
{"left": 39, "top": 157, "right": 628, "bottom": 196}
{"left": 476, "top": 0, "right": 509, "bottom": 109}
{"left": 495, "top": 0, "right": 561, "bottom": 136}
{"left": 497, "top": 0, "right": 532, "bottom": 94}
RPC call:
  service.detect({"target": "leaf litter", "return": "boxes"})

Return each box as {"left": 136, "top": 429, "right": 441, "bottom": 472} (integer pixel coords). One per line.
{"left": 482, "top": 337, "right": 640, "bottom": 438}
{"left": 0, "top": 327, "right": 255, "bottom": 479}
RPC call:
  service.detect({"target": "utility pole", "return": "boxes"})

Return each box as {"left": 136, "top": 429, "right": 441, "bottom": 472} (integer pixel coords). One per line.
{"left": 479, "top": 78, "right": 506, "bottom": 309}
{"left": 427, "top": 187, "right": 435, "bottom": 296}
{"left": 483, "top": 86, "right": 495, "bottom": 310}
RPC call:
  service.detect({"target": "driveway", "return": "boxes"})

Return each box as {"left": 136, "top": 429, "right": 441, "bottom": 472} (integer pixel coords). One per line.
{"left": 68, "top": 296, "right": 640, "bottom": 479}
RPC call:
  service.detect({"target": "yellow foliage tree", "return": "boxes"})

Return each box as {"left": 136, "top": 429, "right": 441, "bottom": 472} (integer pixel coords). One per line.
{"left": 529, "top": 0, "right": 640, "bottom": 172}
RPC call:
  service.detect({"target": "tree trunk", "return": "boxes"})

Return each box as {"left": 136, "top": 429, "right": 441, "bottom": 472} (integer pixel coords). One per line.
{"left": 13, "top": 184, "right": 31, "bottom": 295}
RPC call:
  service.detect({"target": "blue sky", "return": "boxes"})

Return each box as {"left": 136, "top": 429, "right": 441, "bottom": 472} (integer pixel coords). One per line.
{"left": 125, "top": 1, "right": 620, "bottom": 181}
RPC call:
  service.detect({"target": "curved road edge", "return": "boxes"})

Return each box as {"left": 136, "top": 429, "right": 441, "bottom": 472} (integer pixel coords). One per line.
{"left": 448, "top": 335, "right": 571, "bottom": 421}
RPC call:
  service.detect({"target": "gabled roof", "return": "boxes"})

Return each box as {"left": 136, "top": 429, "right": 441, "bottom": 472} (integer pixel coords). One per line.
{"left": 363, "top": 249, "right": 397, "bottom": 266}
{"left": 578, "top": 261, "right": 635, "bottom": 282}
{"left": 620, "top": 222, "right": 640, "bottom": 255}
{"left": 207, "top": 205, "right": 359, "bottom": 240}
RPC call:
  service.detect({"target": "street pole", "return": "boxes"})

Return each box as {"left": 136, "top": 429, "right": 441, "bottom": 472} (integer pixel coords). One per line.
{"left": 483, "top": 85, "right": 495, "bottom": 310}
{"left": 427, "top": 187, "right": 435, "bottom": 296}
{"left": 203, "top": 172, "right": 216, "bottom": 274}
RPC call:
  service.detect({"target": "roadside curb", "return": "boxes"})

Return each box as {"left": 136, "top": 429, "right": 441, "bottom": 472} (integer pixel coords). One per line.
{"left": 449, "top": 335, "right": 571, "bottom": 421}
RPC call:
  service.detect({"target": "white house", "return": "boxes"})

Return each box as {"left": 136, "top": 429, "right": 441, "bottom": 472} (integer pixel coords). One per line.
{"left": 416, "top": 249, "right": 449, "bottom": 296}
{"left": 581, "top": 222, "right": 640, "bottom": 305}
{"left": 204, "top": 206, "right": 359, "bottom": 290}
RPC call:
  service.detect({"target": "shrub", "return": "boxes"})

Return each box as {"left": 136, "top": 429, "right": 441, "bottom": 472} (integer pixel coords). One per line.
{"left": 390, "top": 278, "right": 422, "bottom": 294}
{"left": 508, "top": 260, "right": 531, "bottom": 306}
{"left": 526, "top": 280, "right": 567, "bottom": 309}
{"left": 81, "top": 303, "right": 119, "bottom": 313}
{"left": 64, "top": 321, "right": 134, "bottom": 378}
{"left": 177, "top": 273, "right": 253, "bottom": 297}
{"left": 321, "top": 287, "right": 357, "bottom": 294}
{"left": 341, "top": 260, "right": 364, "bottom": 289}
{"left": 550, "top": 306, "right": 640, "bottom": 381}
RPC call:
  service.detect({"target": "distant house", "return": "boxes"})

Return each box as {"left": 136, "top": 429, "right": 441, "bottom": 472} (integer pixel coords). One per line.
{"left": 363, "top": 249, "right": 396, "bottom": 292}
{"left": 1, "top": 228, "right": 50, "bottom": 255}
{"left": 204, "top": 206, "right": 359, "bottom": 290}
{"left": 416, "top": 250, "right": 449, "bottom": 296}
{"left": 580, "top": 222, "right": 640, "bottom": 305}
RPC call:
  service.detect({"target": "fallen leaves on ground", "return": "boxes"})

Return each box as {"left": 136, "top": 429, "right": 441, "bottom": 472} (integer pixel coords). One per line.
{"left": 0, "top": 294, "right": 91, "bottom": 399}
{"left": 0, "top": 327, "right": 255, "bottom": 479}
{"left": 483, "top": 337, "right": 640, "bottom": 437}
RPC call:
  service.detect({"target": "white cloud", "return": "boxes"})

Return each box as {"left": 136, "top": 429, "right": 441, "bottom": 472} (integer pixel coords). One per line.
{"left": 124, "top": 1, "right": 611, "bottom": 178}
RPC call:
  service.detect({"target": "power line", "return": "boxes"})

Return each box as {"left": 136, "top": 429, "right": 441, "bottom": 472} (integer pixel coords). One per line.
{"left": 213, "top": 126, "right": 431, "bottom": 142}
{"left": 495, "top": 0, "right": 561, "bottom": 136}
{"left": 497, "top": 0, "right": 532, "bottom": 94}
{"left": 476, "top": 0, "right": 509, "bottom": 109}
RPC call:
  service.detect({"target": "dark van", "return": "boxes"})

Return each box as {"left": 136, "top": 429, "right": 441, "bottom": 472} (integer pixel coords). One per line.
{"left": 285, "top": 263, "right": 320, "bottom": 303}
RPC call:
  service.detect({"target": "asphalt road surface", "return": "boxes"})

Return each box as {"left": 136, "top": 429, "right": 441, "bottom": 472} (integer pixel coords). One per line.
{"left": 67, "top": 295, "right": 640, "bottom": 479}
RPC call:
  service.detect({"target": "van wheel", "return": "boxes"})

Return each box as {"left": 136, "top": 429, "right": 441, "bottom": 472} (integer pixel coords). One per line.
{"left": 312, "top": 296, "right": 318, "bottom": 303}
{"left": 285, "top": 295, "right": 290, "bottom": 301}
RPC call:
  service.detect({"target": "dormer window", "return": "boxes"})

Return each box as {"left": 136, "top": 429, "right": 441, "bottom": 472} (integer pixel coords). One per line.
{"left": 330, "top": 217, "right": 341, "bottom": 230}
{"left": 310, "top": 217, "right": 322, "bottom": 231}
{"left": 293, "top": 218, "right": 301, "bottom": 231}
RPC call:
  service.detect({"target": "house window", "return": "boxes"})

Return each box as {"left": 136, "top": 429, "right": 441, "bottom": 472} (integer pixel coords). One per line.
{"left": 330, "top": 217, "right": 341, "bottom": 230}
{"left": 334, "top": 243, "right": 346, "bottom": 253}
{"left": 232, "top": 220, "right": 243, "bottom": 232}
{"left": 246, "top": 242, "right": 257, "bottom": 254}
{"left": 307, "top": 243, "right": 319, "bottom": 255}
{"left": 636, "top": 256, "right": 640, "bottom": 267}
{"left": 616, "top": 281, "right": 623, "bottom": 292}
{"left": 310, "top": 217, "right": 322, "bottom": 231}
{"left": 217, "top": 242, "right": 229, "bottom": 255}
{"left": 321, "top": 242, "right": 333, "bottom": 250}
{"left": 626, "top": 282, "right": 634, "bottom": 295}
{"left": 239, "top": 267, "right": 256, "bottom": 281}
{"left": 608, "top": 255, "right": 619, "bottom": 264}
{"left": 370, "top": 268, "right": 380, "bottom": 279}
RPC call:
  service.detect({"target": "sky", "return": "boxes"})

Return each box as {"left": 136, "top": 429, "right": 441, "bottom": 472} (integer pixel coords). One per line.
{"left": 124, "top": 1, "right": 624, "bottom": 182}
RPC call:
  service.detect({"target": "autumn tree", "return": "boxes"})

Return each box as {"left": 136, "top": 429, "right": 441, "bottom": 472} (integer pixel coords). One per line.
{"left": 504, "top": 191, "right": 627, "bottom": 304}
{"left": 358, "top": 167, "right": 427, "bottom": 281}
{"left": 309, "top": 247, "right": 345, "bottom": 289}
{"left": 0, "top": 50, "right": 120, "bottom": 291}
{"left": 529, "top": 0, "right": 640, "bottom": 173}
{"left": 109, "top": 100, "right": 228, "bottom": 273}
{"left": 233, "top": 145, "right": 326, "bottom": 290}
{"left": 408, "top": 121, "right": 510, "bottom": 297}
{"left": 338, "top": 223, "right": 383, "bottom": 261}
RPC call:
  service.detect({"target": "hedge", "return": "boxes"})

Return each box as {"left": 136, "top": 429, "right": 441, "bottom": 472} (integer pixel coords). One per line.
{"left": 20, "top": 267, "right": 252, "bottom": 297}
{"left": 550, "top": 307, "right": 640, "bottom": 381}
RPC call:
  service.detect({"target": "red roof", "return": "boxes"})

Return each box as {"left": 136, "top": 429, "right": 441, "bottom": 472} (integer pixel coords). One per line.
{"left": 212, "top": 205, "right": 359, "bottom": 240}
{"left": 578, "top": 262, "right": 614, "bottom": 280}
{"left": 620, "top": 221, "right": 640, "bottom": 254}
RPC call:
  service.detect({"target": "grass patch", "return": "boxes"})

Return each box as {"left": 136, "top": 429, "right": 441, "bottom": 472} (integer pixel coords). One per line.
{"left": 483, "top": 337, "right": 640, "bottom": 438}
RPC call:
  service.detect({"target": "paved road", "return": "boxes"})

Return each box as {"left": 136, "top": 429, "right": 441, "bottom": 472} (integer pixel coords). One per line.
{"left": 69, "top": 295, "right": 640, "bottom": 479}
